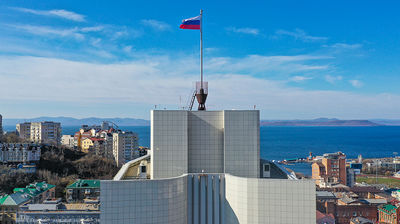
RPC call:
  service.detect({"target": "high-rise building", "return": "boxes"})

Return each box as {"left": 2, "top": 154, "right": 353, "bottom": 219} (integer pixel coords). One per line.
{"left": 101, "top": 110, "right": 316, "bottom": 224}
{"left": 17, "top": 121, "right": 61, "bottom": 145}
{"left": 312, "top": 151, "right": 347, "bottom": 186}
{"left": 16, "top": 122, "right": 32, "bottom": 140}
{"left": 112, "top": 131, "right": 139, "bottom": 166}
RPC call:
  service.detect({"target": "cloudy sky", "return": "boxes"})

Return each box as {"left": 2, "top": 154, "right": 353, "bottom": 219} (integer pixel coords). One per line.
{"left": 0, "top": 0, "right": 399, "bottom": 119}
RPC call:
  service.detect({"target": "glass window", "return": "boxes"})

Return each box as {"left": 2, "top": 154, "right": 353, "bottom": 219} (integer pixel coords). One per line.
{"left": 264, "top": 164, "right": 270, "bottom": 172}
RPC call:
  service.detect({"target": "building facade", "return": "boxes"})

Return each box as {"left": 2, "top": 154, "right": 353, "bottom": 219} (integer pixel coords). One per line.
{"left": 61, "top": 135, "right": 75, "bottom": 148}
{"left": 100, "top": 110, "right": 316, "bottom": 224}
{"left": 0, "top": 143, "right": 41, "bottom": 164}
{"left": 112, "top": 131, "right": 138, "bottom": 166}
{"left": 66, "top": 180, "right": 100, "bottom": 203}
{"left": 17, "top": 122, "right": 61, "bottom": 145}
{"left": 378, "top": 204, "right": 400, "bottom": 224}
{"left": 312, "top": 152, "right": 347, "bottom": 186}
{"left": 16, "top": 122, "right": 31, "bottom": 140}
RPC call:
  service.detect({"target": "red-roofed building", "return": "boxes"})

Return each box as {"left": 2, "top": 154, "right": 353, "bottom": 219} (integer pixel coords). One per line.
{"left": 316, "top": 210, "right": 335, "bottom": 224}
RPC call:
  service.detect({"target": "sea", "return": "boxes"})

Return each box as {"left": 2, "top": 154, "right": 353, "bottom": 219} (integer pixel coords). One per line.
{"left": 4, "top": 125, "right": 400, "bottom": 176}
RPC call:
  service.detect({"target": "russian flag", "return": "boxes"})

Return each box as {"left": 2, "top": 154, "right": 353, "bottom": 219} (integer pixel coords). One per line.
{"left": 180, "top": 15, "right": 201, "bottom": 30}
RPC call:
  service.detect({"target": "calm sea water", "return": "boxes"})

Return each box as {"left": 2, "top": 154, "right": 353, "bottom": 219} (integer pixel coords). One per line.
{"left": 4, "top": 125, "right": 400, "bottom": 175}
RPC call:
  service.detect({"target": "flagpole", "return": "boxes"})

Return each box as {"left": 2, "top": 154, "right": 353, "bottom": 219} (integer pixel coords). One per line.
{"left": 200, "top": 9, "right": 203, "bottom": 89}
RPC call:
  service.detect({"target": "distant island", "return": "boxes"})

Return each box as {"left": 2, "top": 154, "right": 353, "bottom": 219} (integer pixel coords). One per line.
{"left": 260, "top": 118, "right": 383, "bottom": 126}
{"left": 3, "top": 116, "right": 400, "bottom": 127}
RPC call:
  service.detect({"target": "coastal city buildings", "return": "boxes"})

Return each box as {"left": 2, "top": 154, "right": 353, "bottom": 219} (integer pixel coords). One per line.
{"left": 312, "top": 152, "right": 347, "bottom": 187}
{"left": 71, "top": 123, "right": 139, "bottom": 166}
{"left": 16, "top": 121, "right": 61, "bottom": 145}
{"left": 0, "top": 143, "right": 41, "bottom": 164}
{"left": 16, "top": 199, "right": 100, "bottom": 224}
{"left": 316, "top": 185, "right": 391, "bottom": 223}
{"left": 0, "top": 182, "right": 55, "bottom": 223}
{"left": 100, "top": 110, "right": 316, "bottom": 224}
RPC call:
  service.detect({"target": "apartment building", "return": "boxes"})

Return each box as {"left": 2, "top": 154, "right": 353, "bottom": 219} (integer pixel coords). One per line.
{"left": 112, "top": 131, "right": 138, "bottom": 166}
{"left": 312, "top": 151, "right": 347, "bottom": 186}
{"left": 17, "top": 121, "right": 61, "bottom": 145}
{"left": 0, "top": 143, "right": 41, "bottom": 164}
{"left": 61, "top": 134, "right": 75, "bottom": 148}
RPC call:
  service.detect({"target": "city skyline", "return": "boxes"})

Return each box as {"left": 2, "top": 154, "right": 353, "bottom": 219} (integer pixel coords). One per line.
{"left": 0, "top": 0, "right": 399, "bottom": 119}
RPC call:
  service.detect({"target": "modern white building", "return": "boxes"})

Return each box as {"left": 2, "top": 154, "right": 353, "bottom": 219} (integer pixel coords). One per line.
{"left": 101, "top": 110, "right": 316, "bottom": 224}
{"left": 17, "top": 121, "right": 61, "bottom": 145}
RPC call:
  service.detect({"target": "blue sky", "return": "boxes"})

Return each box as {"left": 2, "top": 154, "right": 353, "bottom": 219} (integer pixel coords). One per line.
{"left": 0, "top": 0, "right": 399, "bottom": 119}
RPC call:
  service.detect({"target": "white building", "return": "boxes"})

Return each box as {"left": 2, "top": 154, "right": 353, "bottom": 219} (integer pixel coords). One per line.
{"left": 17, "top": 121, "right": 61, "bottom": 145}
{"left": 16, "top": 122, "right": 31, "bottom": 139}
{"left": 112, "top": 131, "right": 139, "bottom": 166}
{"left": 0, "top": 143, "right": 41, "bottom": 163}
{"left": 101, "top": 110, "right": 316, "bottom": 224}
{"left": 61, "top": 135, "right": 75, "bottom": 148}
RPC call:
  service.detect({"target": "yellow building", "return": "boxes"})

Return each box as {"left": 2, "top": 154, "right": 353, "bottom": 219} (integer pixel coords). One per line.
{"left": 81, "top": 138, "right": 94, "bottom": 153}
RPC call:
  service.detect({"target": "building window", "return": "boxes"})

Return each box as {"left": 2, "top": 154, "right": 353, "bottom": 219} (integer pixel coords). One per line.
{"left": 263, "top": 164, "right": 270, "bottom": 172}
{"left": 141, "top": 166, "right": 147, "bottom": 173}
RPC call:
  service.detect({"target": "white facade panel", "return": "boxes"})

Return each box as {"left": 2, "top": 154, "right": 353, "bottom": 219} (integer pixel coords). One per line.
{"left": 224, "top": 110, "right": 260, "bottom": 178}
{"left": 188, "top": 111, "right": 224, "bottom": 173}
{"left": 151, "top": 110, "right": 188, "bottom": 179}
{"left": 225, "top": 174, "right": 316, "bottom": 224}
{"left": 100, "top": 175, "right": 187, "bottom": 224}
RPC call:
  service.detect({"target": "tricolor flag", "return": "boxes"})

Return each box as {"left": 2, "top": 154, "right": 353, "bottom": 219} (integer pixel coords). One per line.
{"left": 180, "top": 15, "right": 201, "bottom": 30}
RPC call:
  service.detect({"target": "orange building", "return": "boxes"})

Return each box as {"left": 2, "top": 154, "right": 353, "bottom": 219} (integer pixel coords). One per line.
{"left": 312, "top": 152, "right": 347, "bottom": 186}
{"left": 379, "top": 204, "right": 400, "bottom": 224}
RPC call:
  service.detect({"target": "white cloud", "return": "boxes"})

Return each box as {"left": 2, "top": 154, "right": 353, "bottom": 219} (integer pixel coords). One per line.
{"left": 141, "top": 19, "right": 171, "bottom": 31}
{"left": 325, "top": 75, "right": 343, "bottom": 84}
{"left": 289, "top": 76, "right": 312, "bottom": 82}
{"left": 326, "top": 43, "right": 362, "bottom": 50}
{"left": 275, "top": 28, "right": 328, "bottom": 42}
{"left": 10, "top": 24, "right": 85, "bottom": 40}
{"left": 227, "top": 27, "right": 260, "bottom": 35}
{"left": 12, "top": 7, "right": 85, "bottom": 22}
{"left": 206, "top": 54, "right": 332, "bottom": 74}
{"left": 0, "top": 55, "right": 398, "bottom": 119}
{"left": 90, "top": 38, "right": 102, "bottom": 47}
{"left": 123, "top": 45, "right": 133, "bottom": 53}
{"left": 349, "top": 79, "right": 363, "bottom": 88}
{"left": 80, "top": 26, "right": 104, "bottom": 32}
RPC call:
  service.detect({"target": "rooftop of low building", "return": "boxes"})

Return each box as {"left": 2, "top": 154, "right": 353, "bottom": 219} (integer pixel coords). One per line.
{"left": 67, "top": 179, "right": 100, "bottom": 189}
